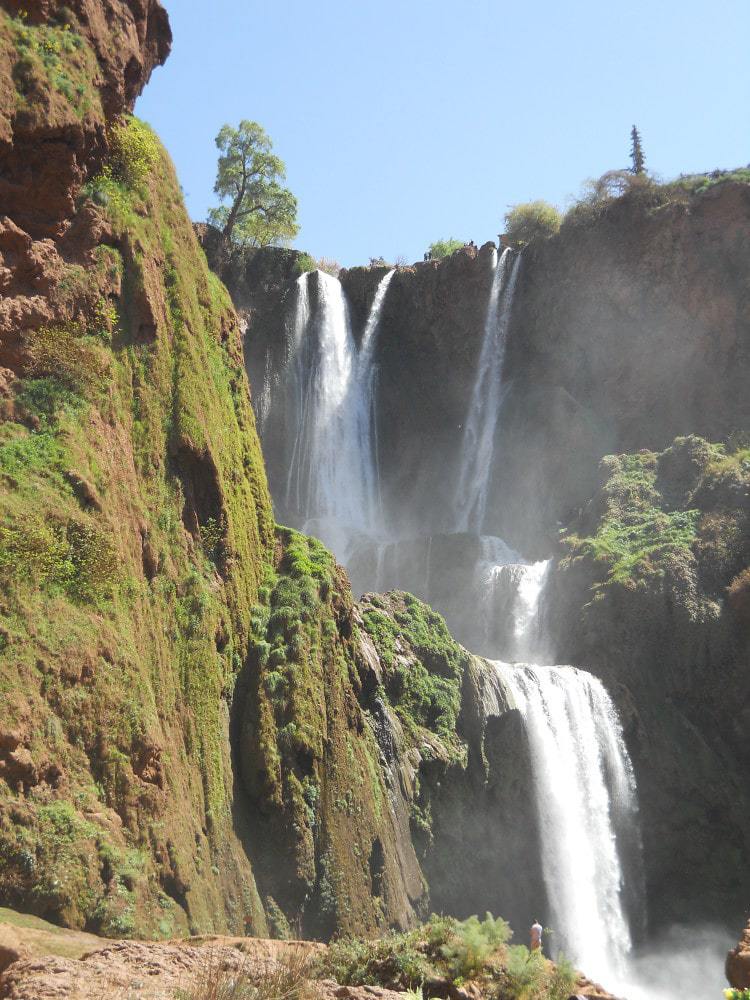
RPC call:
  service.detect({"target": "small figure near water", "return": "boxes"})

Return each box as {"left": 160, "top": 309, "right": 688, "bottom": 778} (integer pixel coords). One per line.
{"left": 530, "top": 919, "right": 543, "bottom": 953}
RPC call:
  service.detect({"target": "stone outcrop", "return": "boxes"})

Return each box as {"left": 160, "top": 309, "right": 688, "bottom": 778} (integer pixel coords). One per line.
{"left": 0, "top": 914, "right": 321, "bottom": 999}
{"left": 727, "top": 921, "right": 750, "bottom": 989}
{"left": 0, "top": 0, "right": 171, "bottom": 238}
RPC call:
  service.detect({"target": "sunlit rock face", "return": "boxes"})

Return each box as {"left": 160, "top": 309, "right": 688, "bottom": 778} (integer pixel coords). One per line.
{"left": 495, "top": 181, "right": 750, "bottom": 555}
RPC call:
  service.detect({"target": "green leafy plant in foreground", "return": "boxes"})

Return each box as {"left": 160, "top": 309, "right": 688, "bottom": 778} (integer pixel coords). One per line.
{"left": 320, "top": 913, "right": 511, "bottom": 988}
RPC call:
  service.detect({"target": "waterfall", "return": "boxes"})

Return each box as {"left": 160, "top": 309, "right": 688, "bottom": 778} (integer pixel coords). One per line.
{"left": 454, "top": 247, "right": 522, "bottom": 533}
{"left": 495, "top": 661, "right": 642, "bottom": 987}
{"left": 283, "top": 269, "right": 394, "bottom": 555}
{"left": 483, "top": 556, "right": 551, "bottom": 661}
{"left": 355, "top": 269, "right": 395, "bottom": 525}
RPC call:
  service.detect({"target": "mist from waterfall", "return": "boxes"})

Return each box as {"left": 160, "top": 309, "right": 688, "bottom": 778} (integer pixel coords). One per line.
{"left": 455, "top": 248, "right": 522, "bottom": 534}
{"left": 284, "top": 268, "right": 394, "bottom": 556}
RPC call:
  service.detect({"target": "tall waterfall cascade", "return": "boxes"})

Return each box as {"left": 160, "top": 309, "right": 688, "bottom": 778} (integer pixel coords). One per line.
{"left": 496, "top": 661, "right": 642, "bottom": 988}
{"left": 283, "top": 268, "right": 394, "bottom": 557}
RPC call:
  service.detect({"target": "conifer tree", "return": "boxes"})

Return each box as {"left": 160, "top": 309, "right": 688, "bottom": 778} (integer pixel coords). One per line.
{"left": 630, "top": 125, "right": 646, "bottom": 175}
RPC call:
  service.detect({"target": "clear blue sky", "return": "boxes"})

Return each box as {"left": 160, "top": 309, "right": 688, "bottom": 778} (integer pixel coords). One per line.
{"left": 137, "top": 0, "right": 750, "bottom": 267}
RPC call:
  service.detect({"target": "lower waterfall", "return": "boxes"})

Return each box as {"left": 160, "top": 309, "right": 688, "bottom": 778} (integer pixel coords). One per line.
{"left": 496, "top": 662, "right": 642, "bottom": 987}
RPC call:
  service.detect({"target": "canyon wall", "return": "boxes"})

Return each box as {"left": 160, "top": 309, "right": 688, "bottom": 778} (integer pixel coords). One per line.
{"left": 0, "top": 0, "right": 478, "bottom": 942}
{"left": 237, "top": 179, "right": 750, "bottom": 933}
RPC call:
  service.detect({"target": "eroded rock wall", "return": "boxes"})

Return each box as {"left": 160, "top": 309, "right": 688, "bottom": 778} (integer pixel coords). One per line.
{"left": 546, "top": 435, "right": 750, "bottom": 927}
{"left": 0, "top": 0, "right": 441, "bottom": 941}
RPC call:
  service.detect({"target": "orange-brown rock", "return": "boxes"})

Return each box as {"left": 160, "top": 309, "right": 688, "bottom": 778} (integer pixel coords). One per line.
{"left": 0, "top": 0, "right": 171, "bottom": 238}
{"left": 0, "top": 0, "right": 171, "bottom": 377}
{"left": 0, "top": 914, "right": 323, "bottom": 1000}
{"left": 727, "top": 921, "right": 750, "bottom": 989}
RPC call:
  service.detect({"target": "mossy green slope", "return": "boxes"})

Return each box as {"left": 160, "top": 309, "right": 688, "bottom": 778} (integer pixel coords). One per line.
{"left": 236, "top": 532, "right": 430, "bottom": 938}
{"left": 0, "top": 117, "right": 274, "bottom": 938}
{"left": 560, "top": 434, "right": 750, "bottom": 599}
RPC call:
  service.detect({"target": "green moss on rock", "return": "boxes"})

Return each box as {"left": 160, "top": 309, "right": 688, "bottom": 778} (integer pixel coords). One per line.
{"left": 559, "top": 435, "right": 750, "bottom": 594}
{"left": 0, "top": 119, "right": 273, "bottom": 937}
{"left": 361, "top": 592, "right": 468, "bottom": 751}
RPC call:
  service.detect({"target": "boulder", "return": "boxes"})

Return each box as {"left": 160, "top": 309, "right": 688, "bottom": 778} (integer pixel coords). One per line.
{"left": 727, "top": 921, "right": 750, "bottom": 988}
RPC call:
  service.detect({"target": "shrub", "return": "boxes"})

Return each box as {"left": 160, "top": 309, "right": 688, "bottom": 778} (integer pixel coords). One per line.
{"left": 175, "top": 944, "right": 311, "bottom": 1000}
{"left": 26, "top": 323, "right": 108, "bottom": 396}
{"left": 427, "top": 238, "right": 463, "bottom": 259}
{"left": 317, "top": 258, "right": 342, "bottom": 277}
{"left": 0, "top": 516, "right": 119, "bottom": 603}
{"left": 728, "top": 568, "right": 750, "bottom": 622}
{"left": 503, "top": 945, "right": 546, "bottom": 997}
{"left": 320, "top": 914, "right": 511, "bottom": 989}
{"left": 109, "top": 115, "right": 161, "bottom": 191}
{"left": 503, "top": 201, "right": 561, "bottom": 247}
{"left": 294, "top": 253, "right": 316, "bottom": 276}
{"left": 563, "top": 170, "right": 662, "bottom": 228}
{"left": 439, "top": 912, "right": 511, "bottom": 979}
{"left": 321, "top": 932, "right": 432, "bottom": 989}
{"left": 16, "top": 377, "right": 85, "bottom": 423}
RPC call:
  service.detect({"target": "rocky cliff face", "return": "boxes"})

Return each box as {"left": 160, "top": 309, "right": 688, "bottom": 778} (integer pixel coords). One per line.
{"left": 546, "top": 434, "right": 750, "bottom": 929}
{"left": 495, "top": 181, "right": 750, "bottom": 556}
{"left": 237, "top": 180, "right": 750, "bottom": 936}
{"left": 0, "top": 2, "right": 533, "bottom": 943}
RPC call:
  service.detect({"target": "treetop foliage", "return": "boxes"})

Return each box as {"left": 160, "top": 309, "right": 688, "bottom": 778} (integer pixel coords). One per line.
{"left": 630, "top": 124, "right": 646, "bottom": 175}
{"left": 503, "top": 201, "right": 562, "bottom": 247}
{"left": 427, "top": 238, "right": 463, "bottom": 259}
{"left": 208, "top": 119, "right": 299, "bottom": 248}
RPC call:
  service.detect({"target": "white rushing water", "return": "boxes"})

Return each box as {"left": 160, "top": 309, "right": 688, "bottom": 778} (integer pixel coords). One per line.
{"left": 454, "top": 247, "right": 522, "bottom": 533}
{"left": 478, "top": 536, "right": 551, "bottom": 660}
{"left": 495, "top": 661, "right": 641, "bottom": 987}
{"left": 284, "top": 269, "right": 394, "bottom": 555}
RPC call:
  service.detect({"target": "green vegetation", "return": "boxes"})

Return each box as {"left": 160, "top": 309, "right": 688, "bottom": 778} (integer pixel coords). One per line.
{"left": 504, "top": 946, "right": 575, "bottom": 1000}
{"left": 4, "top": 8, "right": 101, "bottom": 118}
{"left": 361, "top": 593, "right": 468, "bottom": 748}
{"left": 319, "top": 915, "right": 574, "bottom": 1000}
{"left": 0, "top": 115, "right": 274, "bottom": 936}
{"left": 562, "top": 450, "right": 699, "bottom": 590}
{"left": 208, "top": 120, "right": 299, "bottom": 248}
{"left": 294, "top": 252, "right": 317, "bottom": 276}
{"left": 427, "top": 238, "right": 463, "bottom": 259}
{"left": 504, "top": 201, "right": 562, "bottom": 248}
{"left": 241, "top": 528, "right": 397, "bottom": 936}
{"left": 561, "top": 435, "right": 750, "bottom": 595}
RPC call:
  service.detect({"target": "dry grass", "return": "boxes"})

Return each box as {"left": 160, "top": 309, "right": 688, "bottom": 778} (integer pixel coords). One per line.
{"left": 174, "top": 945, "right": 312, "bottom": 1000}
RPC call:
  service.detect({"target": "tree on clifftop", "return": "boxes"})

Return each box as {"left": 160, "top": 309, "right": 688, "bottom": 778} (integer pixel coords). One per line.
{"left": 630, "top": 125, "right": 646, "bottom": 175}
{"left": 209, "top": 120, "right": 299, "bottom": 248}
